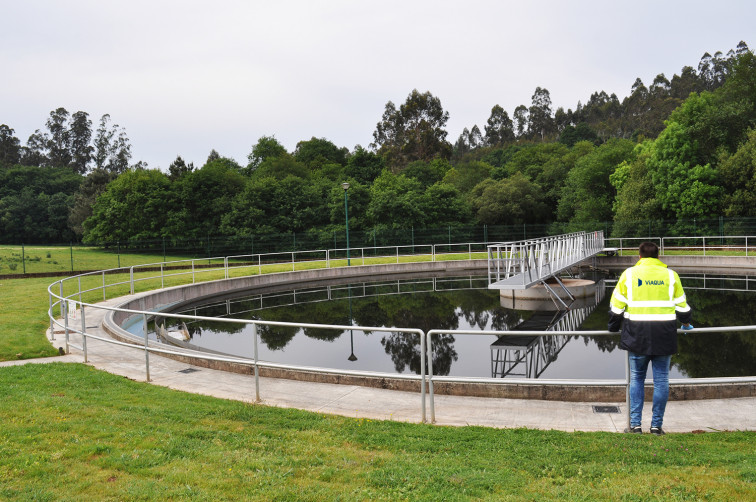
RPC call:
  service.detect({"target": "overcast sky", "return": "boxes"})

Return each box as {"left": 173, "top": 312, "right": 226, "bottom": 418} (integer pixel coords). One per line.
{"left": 2, "top": 0, "right": 753, "bottom": 170}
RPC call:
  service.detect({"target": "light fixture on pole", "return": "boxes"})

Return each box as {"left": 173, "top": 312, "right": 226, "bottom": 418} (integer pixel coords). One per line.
{"left": 342, "top": 182, "right": 350, "bottom": 266}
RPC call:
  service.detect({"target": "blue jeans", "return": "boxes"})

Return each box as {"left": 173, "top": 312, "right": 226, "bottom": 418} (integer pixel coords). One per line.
{"left": 629, "top": 352, "right": 671, "bottom": 429}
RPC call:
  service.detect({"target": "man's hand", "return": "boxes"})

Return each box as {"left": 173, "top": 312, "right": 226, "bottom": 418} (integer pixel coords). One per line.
{"left": 680, "top": 324, "right": 694, "bottom": 330}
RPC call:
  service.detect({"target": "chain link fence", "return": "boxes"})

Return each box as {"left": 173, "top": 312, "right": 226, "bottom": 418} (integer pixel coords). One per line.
{"left": 3, "top": 217, "right": 756, "bottom": 276}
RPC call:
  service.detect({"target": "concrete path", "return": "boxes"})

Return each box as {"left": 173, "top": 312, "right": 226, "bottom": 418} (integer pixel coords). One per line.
{"left": 4, "top": 297, "right": 755, "bottom": 434}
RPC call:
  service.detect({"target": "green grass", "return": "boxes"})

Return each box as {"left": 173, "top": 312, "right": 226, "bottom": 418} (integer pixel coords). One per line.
{"left": 0, "top": 245, "right": 201, "bottom": 276}
{"left": 1, "top": 363, "right": 754, "bottom": 501}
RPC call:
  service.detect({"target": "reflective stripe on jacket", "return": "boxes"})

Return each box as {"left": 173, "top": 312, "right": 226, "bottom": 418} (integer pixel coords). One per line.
{"left": 608, "top": 257, "right": 692, "bottom": 355}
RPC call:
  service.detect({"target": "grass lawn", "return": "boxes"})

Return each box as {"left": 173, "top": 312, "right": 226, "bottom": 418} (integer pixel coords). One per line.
{"left": 1, "top": 363, "right": 754, "bottom": 501}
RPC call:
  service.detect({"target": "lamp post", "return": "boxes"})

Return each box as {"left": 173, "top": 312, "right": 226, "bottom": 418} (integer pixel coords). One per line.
{"left": 342, "top": 182, "right": 350, "bottom": 266}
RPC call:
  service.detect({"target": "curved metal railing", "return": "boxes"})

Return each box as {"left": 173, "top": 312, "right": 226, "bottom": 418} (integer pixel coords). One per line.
{"left": 47, "top": 236, "right": 756, "bottom": 426}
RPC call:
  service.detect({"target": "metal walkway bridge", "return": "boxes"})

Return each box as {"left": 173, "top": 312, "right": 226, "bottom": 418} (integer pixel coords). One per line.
{"left": 487, "top": 231, "right": 605, "bottom": 290}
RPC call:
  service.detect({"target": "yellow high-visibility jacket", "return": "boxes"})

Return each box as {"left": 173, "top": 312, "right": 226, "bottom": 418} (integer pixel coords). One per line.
{"left": 608, "top": 257, "right": 692, "bottom": 355}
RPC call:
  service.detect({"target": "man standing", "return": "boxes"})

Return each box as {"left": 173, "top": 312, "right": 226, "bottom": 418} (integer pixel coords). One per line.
{"left": 608, "top": 242, "right": 693, "bottom": 435}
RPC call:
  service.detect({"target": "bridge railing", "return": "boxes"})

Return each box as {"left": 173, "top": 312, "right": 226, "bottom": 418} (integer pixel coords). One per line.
{"left": 487, "top": 231, "right": 605, "bottom": 289}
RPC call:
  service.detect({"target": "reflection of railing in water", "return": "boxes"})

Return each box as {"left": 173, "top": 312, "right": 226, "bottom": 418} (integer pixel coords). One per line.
{"left": 174, "top": 276, "right": 491, "bottom": 326}
{"left": 490, "top": 280, "right": 607, "bottom": 378}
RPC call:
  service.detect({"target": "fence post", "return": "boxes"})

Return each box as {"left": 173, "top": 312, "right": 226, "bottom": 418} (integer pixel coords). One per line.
{"left": 143, "top": 313, "right": 150, "bottom": 382}
{"left": 81, "top": 304, "right": 88, "bottom": 363}
{"left": 253, "top": 323, "right": 260, "bottom": 402}
{"left": 49, "top": 291, "right": 55, "bottom": 341}
{"left": 70, "top": 243, "right": 74, "bottom": 273}
{"left": 63, "top": 300, "right": 69, "bottom": 354}
{"left": 130, "top": 267, "right": 134, "bottom": 295}
{"left": 102, "top": 271, "right": 107, "bottom": 301}
{"left": 22, "top": 244, "right": 26, "bottom": 274}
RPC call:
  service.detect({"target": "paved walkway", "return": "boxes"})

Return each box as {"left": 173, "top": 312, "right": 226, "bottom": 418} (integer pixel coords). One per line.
{"left": 4, "top": 297, "right": 755, "bottom": 433}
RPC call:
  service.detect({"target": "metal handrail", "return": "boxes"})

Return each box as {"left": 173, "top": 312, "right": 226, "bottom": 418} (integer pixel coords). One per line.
{"left": 47, "top": 234, "right": 756, "bottom": 426}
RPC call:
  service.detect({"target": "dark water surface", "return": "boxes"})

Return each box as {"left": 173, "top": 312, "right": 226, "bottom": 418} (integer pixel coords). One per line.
{"left": 153, "top": 274, "right": 756, "bottom": 379}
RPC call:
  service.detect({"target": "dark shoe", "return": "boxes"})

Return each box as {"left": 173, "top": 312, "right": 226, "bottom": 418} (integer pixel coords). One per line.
{"left": 650, "top": 427, "right": 665, "bottom": 436}
{"left": 626, "top": 425, "right": 642, "bottom": 434}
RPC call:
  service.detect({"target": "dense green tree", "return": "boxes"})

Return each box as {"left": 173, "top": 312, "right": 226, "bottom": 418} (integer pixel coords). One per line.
{"left": 69, "top": 111, "right": 93, "bottom": 174}
{"left": 167, "top": 160, "right": 246, "bottom": 238}
{"left": 168, "top": 155, "right": 195, "bottom": 180}
{"left": 422, "top": 182, "right": 472, "bottom": 225}
{"left": 247, "top": 135, "right": 287, "bottom": 173}
{"left": 222, "top": 175, "right": 330, "bottom": 235}
{"left": 558, "top": 138, "right": 635, "bottom": 224}
{"left": 442, "top": 161, "right": 493, "bottom": 194}
{"left": 67, "top": 168, "right": 118, "bottom": 238}
{"left": 45, "top": 107, "right": 71, "bottom": 168}
{"left": 402, "top": 159, "right": 451, "bottom": 189}
{"left": 344, "top": 146, "right": 384, "bottom": 184}
{"left": 484, "top": 104, "right": 515, "bottom": 146}
{"left": 293, "top": 137, "right": 348, "bottom": 168}
{"left": 513, "top": 105, "right": 528, "bottom": 138}
{"left": 20, "top": 129, "right": 48, "bottom": 167}
{"left": 93, "top": 114, "right": 114, "bottom": 170}
{"left": 718, "top": 128, "right": 756, "bottom": 217}
{"left": 250, "top": 154, "right": 309, "bottom": 181}
{"left": 610, "top": 142, "right": 661, "bottom": 236}
{"left": 0, "top": 166, "right": 81, "bottom": 243}
{"left": 206, "top": 149, "right": 221, "bottom": 164}
{"left": 0, "top": 125, "right": 21, "bottom": 166}
{"left": 366, "top": 171, "right": 426, "bottom": 228}
{"left": 558, "top": 122, "right": 599, "bottom": 147}
{"left": 471, "top": 173, "right": 549, "bottom": 225}
{"left": 371, "top": 89, "right": 452, "bottom": 170}
{"left": 83, "top": 169, "right": 172, "bottom": 243}
{"left": 528, "top": 87, "right": 554, "bottom": 140}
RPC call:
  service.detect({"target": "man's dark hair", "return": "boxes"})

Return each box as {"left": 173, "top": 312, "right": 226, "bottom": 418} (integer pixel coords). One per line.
{"left": 639, "top": 241, "right": 659, "bottom": 258}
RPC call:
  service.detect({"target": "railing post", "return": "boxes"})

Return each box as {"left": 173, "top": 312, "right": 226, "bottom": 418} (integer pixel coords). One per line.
{"left": 49, "top": 291, "right": 55, "bottom": 341}
{"left": 703, "top": 236, "right": 706, "bottom": 256}
{"left": 102, "top": 271, "right": 107, "bottom": 301}
{"left": 292, "top": 252, "right": 296, "bottom": 272}
{"left": 426, "top": 331, "right": 434, "bottom": 424}
{"left": 81, "top": 304, "right": 88, "bottom": 363}
{"left": 420, "top": 330, "right": 428, "bottom": 423}
{"left": 143, "top": 313, "right": 150, "bottom": 382}
{"left": 161, "top": 263, "right": 164, "bottom": 289}
{"left": 225, "top": 257, "right": 229, "bottom": 279}
{"left": 253, "top": 323, "right": 260, "bottom": 402}
{"left": 192, "top": 259, "right": 196, "bottom": 283}
{"left": 327, "top": 249, "right": 330, "bottom": 268}
{"left": 63, "top": 300, "right": 69, "bottom": 354}
{"left": 130, "top": 267, "right": 135, "bottom": 295}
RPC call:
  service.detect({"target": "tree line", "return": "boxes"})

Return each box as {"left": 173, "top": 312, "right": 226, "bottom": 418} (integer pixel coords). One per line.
{"left": 0, "top": 42, "right": 753, "bottom": 245}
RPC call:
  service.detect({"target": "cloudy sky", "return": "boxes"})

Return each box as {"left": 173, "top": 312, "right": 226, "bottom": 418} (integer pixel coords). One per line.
{"left": 2, "top": 0, "right": 753, "bottom": 170}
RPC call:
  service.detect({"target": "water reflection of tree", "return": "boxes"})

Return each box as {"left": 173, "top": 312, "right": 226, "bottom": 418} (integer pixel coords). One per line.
{"left": 673, "top": 289, "right": 756, "bottom": 377}
{"left": 376, "top": 292, "right": 460, "bottom": 375}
